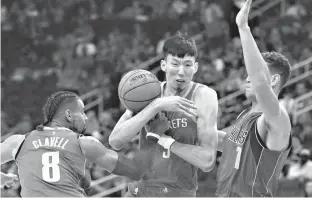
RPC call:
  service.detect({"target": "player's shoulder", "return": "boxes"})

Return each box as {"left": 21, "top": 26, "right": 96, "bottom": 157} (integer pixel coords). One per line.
{"left": 3, "top": 134, "right": 26, "bottom": 160}
{"left": 4, "top": 134, "right": 26, "bottom": 145}
{"left": 79, "top": 135, "right": 101, "bottom": 143}
{"left": 78, "top": 135, "right": 102, "bottom": 152}
{"left": 194, "top": 82, "right": 218, "bottom": 99}
{"left": 279, "top": 103, "right": 290, "bottom": 117}
{"left": 78, "top": 135, "right": 107, "bottom": 160}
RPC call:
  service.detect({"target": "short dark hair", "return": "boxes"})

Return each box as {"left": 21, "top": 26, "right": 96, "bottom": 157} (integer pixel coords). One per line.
{"left": 36, "top": 91, "right": 79, "bottom": 131}
{"left": 163, "top": 32, "right": 197, "bottom": 59}
{"left": 262, "top": 52, "right": 291, "bottom": 89}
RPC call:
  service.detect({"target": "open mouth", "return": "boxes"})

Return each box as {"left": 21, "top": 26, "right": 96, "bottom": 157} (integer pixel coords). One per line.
{"left": 176, "top": 79, "right": 185, "bottom": 83}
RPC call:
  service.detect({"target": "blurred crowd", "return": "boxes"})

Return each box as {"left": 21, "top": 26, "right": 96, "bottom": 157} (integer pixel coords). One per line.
{"left": 1, "top": 0, "right": 312, "bottom": 197}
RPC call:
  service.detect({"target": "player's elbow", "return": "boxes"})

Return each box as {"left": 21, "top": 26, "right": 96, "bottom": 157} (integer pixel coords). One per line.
{"left": 200, "top": 156, "right": 216, "bottom": 172}
{"left": 201, "top": 162, "right": 215, "bottom": 172}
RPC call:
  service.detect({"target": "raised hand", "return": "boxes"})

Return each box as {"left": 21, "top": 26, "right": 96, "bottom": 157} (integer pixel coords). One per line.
{"left": 155, "top": 96, "right": 197, "bottom": 118}
{"left": 236, "top": 0, "right": 253, "bottom": 29}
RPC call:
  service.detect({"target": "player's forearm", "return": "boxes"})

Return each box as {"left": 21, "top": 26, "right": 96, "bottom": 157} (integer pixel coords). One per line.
{"left": 238, "top": 27, "right": 271, "bottom": 87}
{"left": 170, "top": 142, "right": 216, "bottom": 172}
{"left": 109, "top": 101, "right": 160, "bottom": 150}
{"left": 111, "top": 153, "right": 142, "bottom": 181}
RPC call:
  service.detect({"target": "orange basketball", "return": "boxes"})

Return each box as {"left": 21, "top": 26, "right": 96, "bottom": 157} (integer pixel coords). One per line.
{"left": 118, "top": 69, "right": 161, "bottom": 113}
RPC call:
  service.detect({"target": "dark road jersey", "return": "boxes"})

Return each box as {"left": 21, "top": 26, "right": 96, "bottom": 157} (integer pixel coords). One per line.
{"left": 137, "top": 81, "right": 200, "bottom": 194}
{"left": 216, "top": 110, "right": 291, "bottom": 197}
{"left": 15, "top": 127, "right": 91, "bottom": 197}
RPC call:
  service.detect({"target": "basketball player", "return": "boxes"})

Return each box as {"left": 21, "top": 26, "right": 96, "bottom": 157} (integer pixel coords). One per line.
{"left": 109, "top": 32, "right": 219, "bottom": 197}
{"left": 0, "top": 91, "right": 146, "bottom": 197}
{"left": 216, "top": 0, "right": 292, "bottom": 197}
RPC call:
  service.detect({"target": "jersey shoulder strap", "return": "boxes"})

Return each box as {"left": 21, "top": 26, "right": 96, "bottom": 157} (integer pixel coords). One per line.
{"left": 236, "top": 109, "right": 250, "bottom": 120}
{"left": 185, "top": 82, "right": 198, "bottom": 100}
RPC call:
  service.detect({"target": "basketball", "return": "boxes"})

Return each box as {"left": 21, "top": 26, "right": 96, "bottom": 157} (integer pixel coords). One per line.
{"left": 118, "top": 69, "right": 161, "bottom": 113}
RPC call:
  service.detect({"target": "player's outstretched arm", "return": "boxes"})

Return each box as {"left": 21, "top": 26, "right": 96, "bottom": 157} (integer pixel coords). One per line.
{"left": 109, "top": 105, "right": 160, "bottom": 150}
{"left": 109, "top": 97, "right": 197, "bottom": 150}
{"left": 1, "top": 135, "right": 25, "bottom": 164}
{"left": 236, "top": 0, "right": 291, "bottom": 136}
{"left": 79, "top": 136, "right": 148, "bottom": 181}
{"left": 162, "top": 86, "right": 218, "bottom": 172}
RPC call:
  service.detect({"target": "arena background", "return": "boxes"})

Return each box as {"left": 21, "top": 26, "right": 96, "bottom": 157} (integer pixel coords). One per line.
{"left": 1, "top": 0, "right": 312, "bottom": 197}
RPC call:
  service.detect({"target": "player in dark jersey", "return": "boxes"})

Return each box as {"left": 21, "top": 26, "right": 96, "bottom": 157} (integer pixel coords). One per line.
{"left": 216, "top": 0, "right": 292, "bottom": 197}
{"left": 1, "top": 91, "right": 148, "bottom": 197}
{"left": 109, "top": 32, "right": 219, "bottom": 197}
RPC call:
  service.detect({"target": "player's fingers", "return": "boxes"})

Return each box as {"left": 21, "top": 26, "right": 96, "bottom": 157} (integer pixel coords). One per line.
{"left": 246, "top": 0, "right": 253, "bottom": 14}
{"left": 243, "top": 0, "right": 252, "bottom": 12}
{"left": 11, "top": 175, "right": 18, "bottom": 181}
{"left": 7, "top": 173, "right": 18, "bottom": 180}
{"left": 178, "top": 108, "right": 197, "bottom": 118}
{"left": 178, "top": 97, "right": 194, "bottom": 104}
{"left": 178, "top": 104, "right": 197, "bottom": 117}
{"left": 5, "top": 182, "right": 13, "bottom": 188}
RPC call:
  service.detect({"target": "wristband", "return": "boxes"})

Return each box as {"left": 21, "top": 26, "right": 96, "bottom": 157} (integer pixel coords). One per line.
{"left": 146, "top": 132, "right": 161, "bottom": 142}
{"left": 146, "top": 132, "right": 160, "bottom": 140}
{"left": 158, "top": 135, "right": 175, "bottom": 149}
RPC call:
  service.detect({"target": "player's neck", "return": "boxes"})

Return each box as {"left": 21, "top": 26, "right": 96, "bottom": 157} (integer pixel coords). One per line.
{"left": 50, "top": 120, "right": 67, "bottom": 129}
{"left": 250, "top": 101, "right": 262, "bottom": 113}
{"left": 165, "top": 81, "right": 192, "bottom": 97}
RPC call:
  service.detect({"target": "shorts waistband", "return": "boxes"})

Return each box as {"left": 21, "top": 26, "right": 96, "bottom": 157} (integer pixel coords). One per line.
{"left": 137, "top": 181, "right": 197, "bottom": 194}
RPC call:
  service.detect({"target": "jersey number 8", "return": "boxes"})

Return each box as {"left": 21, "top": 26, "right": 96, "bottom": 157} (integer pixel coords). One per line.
{"left": 42, "top": 151, "right": 60, "bottom": 182}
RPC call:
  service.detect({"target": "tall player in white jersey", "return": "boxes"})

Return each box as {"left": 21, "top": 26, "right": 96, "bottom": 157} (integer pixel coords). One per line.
{"left": 216, "top": 0, "right": 292, "bottom": 197}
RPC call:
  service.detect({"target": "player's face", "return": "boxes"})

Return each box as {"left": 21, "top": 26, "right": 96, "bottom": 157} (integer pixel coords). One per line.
{"left": 245, "top": 73, "right": 280, "bottom": 100}
{"left": 244, "top": 76, "right": 257, "bottom": 100}
{"left": 71, "top": 99, "right": 88, "bottom": 134}
{"left": 161, "top": 54, "right": 198, "bottom": 91}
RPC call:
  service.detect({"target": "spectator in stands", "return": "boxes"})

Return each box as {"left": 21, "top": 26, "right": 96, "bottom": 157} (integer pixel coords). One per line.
{"left": 170, "top": 0, "right": 188, "bottom": 19}
{"left": 85, "top": 110, "right": 100, "bottom": 136}
{"left": 286, "top": 0, "right": 307, "bottom": 20}
{"left": 200, "top": 0, "right": 224, "bottom": 25}
{"left": 1, "top": 112, "right": 10, "bottom": 137}
{"left": 9, "top": 114, "right": 32, "bottom": 135}
{"left": 295, "top": 82, "right": 308, "bottom": 98}
{"left": 287, "top": 148, "right": 312, "bottom": 197}
{"left": 279, "top": 91, "right": 295, "bottom": 117}
{"left": 156, "top": 32, "right": 171, "bottom": 54}
{"left": 75, "top": 38, "right": 97, "bottom": 57}
{"left": 266, "top": 27, "right": 284, "bottom": 52}
{"left": 100, "top": 0, "right": 114, "bottom": 18}
{"left": 98, "top": 111, "right": 116, "bottom": 147}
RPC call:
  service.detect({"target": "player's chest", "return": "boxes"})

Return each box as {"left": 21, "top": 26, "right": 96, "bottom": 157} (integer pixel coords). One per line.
{"left": 226, "top": 117, "right": 252, "bottom": 146}
{"left": 166, "top": 112, "right": 197, "bottom": 143}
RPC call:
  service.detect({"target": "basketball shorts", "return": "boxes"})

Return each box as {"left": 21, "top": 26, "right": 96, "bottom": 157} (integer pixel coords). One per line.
{"left": 124, "top": 181, "right": 196, "bottom": 197}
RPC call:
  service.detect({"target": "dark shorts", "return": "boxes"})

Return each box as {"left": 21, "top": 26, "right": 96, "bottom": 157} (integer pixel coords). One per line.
{"left": 125, "top": 181, "right": 196, "bottom": 197}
